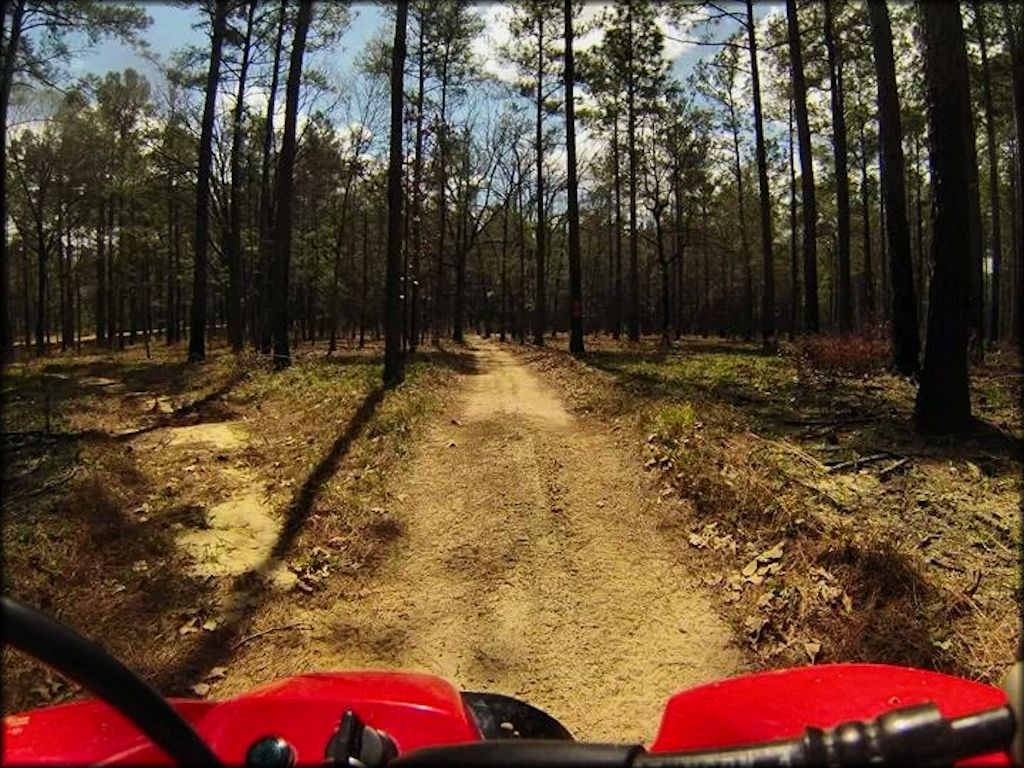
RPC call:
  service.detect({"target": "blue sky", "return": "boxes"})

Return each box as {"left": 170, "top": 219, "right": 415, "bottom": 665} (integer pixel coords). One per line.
{"left": 71, "top": 2, "right": 387, "bottom": 83}
{"left": 70, "top": 2, "right": 759, "bottom": 92}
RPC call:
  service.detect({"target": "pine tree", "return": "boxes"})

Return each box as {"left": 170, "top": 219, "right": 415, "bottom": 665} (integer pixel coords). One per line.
{"left": 188, "top": 0, "right": 228, "bottom": 363}
{"left": 915, "top": 1, "right": 973, "bottom": 433}
{"left": 867, "top": 0, "right": 919, "bottom": 374}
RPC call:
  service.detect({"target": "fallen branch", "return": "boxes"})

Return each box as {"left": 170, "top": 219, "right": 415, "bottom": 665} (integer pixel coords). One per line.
{"left": 926, "top": 555, "right": 965, "bottom": 573}
{"left": 781, "top": 415, "right": 883, "bottom": 427}
{"left": 230, "top": 623, "right": 312, "bottom": 652}
{"left": 19, "top": 467, "right": 78, "bottom": 499}
{"left": 825, "top": 453, "right": 891, "bottom": 474}
{"left": 878, "top": 457, "right": 911, "bottom": 480}
{"left": 751, "top": 434, "right": 828, "bottom": 472}
{"left": 965, "top": 569, "right": 982, "bottom": 597}
{"left": 783, "top": 472, "right": 849, "bottom": 511}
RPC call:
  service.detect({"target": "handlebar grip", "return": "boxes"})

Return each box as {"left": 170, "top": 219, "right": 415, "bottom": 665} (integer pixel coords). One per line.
{"left": 1004, "top": 661, "right": 1023, "bottom": 768}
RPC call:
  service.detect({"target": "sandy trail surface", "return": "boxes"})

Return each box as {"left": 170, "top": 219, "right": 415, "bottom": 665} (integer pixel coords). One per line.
{"left": 287, "top": 340, "right": 741, "bottom": 742}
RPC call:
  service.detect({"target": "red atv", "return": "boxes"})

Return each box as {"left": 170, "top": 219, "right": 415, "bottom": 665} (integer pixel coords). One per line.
{"left": 2, "top": 597, "right": 1021, "bottom": 767}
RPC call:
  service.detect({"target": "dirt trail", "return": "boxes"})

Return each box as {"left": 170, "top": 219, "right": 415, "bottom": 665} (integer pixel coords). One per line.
{"left": 275, "top": 340, "right": 740, "bottom": 743}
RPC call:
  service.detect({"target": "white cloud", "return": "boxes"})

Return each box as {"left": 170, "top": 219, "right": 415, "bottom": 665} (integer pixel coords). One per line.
{"left": 661, "top": 17, "right": 698, "bottom": 63}
{"left": 472, "top": 4, "right": 519, "bottom": 85}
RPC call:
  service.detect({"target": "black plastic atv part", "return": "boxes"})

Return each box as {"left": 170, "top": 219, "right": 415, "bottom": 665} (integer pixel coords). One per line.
{"left": 461, "top": 691, "right": 574, "bottom": 741}
{"left": 390, "top": 741, "right": 644, "bottom": 768}
{"left": 325, "top": 709, "right": 397, "bottom": 767}
{"left": 1, "top": 595, "right": 222, "bottom": 767}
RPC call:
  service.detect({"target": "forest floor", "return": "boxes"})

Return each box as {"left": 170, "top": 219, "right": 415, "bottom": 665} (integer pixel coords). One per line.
{"left": 2, "top": 333, "right": 1020, "bottom": 743}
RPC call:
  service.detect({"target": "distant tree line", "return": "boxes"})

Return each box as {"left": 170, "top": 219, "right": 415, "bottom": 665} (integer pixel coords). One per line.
{"left": 2, "top": 0, "right": 1022, "bottom": 433}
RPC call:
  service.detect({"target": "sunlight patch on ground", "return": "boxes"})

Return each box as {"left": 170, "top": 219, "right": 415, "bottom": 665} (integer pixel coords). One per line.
{"left": 163, "top": 422, "right": 248, "bottom": 450}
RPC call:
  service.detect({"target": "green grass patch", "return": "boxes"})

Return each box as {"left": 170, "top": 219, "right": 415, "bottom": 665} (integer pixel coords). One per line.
{"left": 589, "top": 348, "right": 796, "bottom": 405}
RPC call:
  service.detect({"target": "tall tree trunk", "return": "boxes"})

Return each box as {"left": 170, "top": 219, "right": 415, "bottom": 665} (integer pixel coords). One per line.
{"left": 564, "top": 0, "right": 584, "bottom": 357}
{"left": 106, "top": 202, "right": 116, "bottom": 348}
{"left": 384, "top": 0, "right": 407, "bottom": 384}
{"left": 534, "top": 13, "right": 547, "bottom": 346}
{"left": 726, "top": 85, "right": 752, "bottom": 340}
{"left": 63, "top": 227, "right": 74, "bottom": 350}
{"left": 257, "top": 0, "right": 287, "bottom": 353}
{"left": 517, "top": 153, "right": 526, "bottom": 344}
{"left": 20, "top": 239, "right": 28, "bottom": 348}
{"left": 654, "top": 207, "right": 670, "bottom": 346}
{"left": 915, "top": 1, "right": 973, "bottom": 433}
{"left": 702, "top": 200, "right": 710, "bottom": 336}
{"left": 914, "top": 134, "right": 926, "bottom": 326}
{"left": 868, "top": 0, "right": 920, "bottom": 374}
{"left": 360, "top": 206, "right": 368, "bottom": 348}
{"left": 452, "top": 153, "right": 468, "bottom": 343}
{"left": 500, "top": 200, "right": 508, "bottom": 342}
{"left": 165, "top": 179, "right": 175, "bottom": 343}
{"left": 879, "top": 169, "right": 888, "bottom": 321}
{"left": 824, "top": 0, "right": 851, "bottom": 332}
{"left": 58, "top": 227, "right": 67, "bottom": 352}
{"left": 96, "top": 198, "right": 107, "bottom": 344}
{"left": 75, "top": 253, "right": 82, "bottom": 350}
{"left": 612, "top": 117, "right": 623, "bottom": 340}
{"left": 434, "top": 73, "right": 450, "bottom": 345}
{"left": 1012, "top": 145, "right": 1020, "bottom": 340}
{"left": 173, "top": 193, "right": 183, "bottom": 342}
{"left": 788, "top": 100, "right": 799, "bottom": 339}
{"left": 225, "top": 0, "right": 256, "bottom": 352}
{"left": 34, "top": 222, "right": 45, "bottom": 355}
{"left": 409, "top": 12, "right": 426, "bottom": 353}
{"left": 327, "top": 182, "right": 352, "bottom": 353}
{"left": 963, "top": 39, "right": 985, "bottom": 360}
{"left": 860, "top": 124, "right": 874, "bottom": 322}
{"left": 672, "top": 159, "right": 686, "bottom": 340}
{"left": 786, "top": 0, "right": 818, "bottom": 333}
{"left": 976, "top": 2, "right": 1003, "bottom": 344}
{"left": 0, "top": 0, "right": 25, "bottom": 361}
{"left": 747, "top": 0, "right": 775, "bottom": 345}
{"left": 270, "top": 0, "right": 312, "bottom": 369}
{"left": 1006, "top": 3, "right": 1024, "bottom": 349}
{"left": 626, "top": 6, "right": 639, "bottom": 342}
{"left": 188, "top": 0, "right": 228, "bottom": 363}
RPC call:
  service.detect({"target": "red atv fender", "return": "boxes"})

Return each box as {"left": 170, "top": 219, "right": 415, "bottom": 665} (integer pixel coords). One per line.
{"left": 3, "top": 664, "right": 1011, "bottom": 765}
{"left": 651, "top": 663, "right": 1010, "bottom": 766}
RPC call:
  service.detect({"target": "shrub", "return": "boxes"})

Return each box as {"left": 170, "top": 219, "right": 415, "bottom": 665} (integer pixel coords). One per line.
{"left": 793, "top": 327, "right": 891, "bottom": 375}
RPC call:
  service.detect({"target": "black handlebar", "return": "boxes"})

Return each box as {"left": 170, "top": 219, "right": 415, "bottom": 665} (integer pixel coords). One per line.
{"left": 390, "top": 703, "right": 1015, "bottom": 768}
{"left": 1, "top": 596, "right": 223, "bottom": 767}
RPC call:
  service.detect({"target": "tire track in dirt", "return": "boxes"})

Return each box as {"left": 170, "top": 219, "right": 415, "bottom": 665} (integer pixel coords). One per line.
{"left": 293, "top": 340, "right": 740, "bottom": 743}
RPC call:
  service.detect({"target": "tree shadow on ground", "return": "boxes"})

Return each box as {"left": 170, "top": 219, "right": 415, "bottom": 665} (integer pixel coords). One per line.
{"left": 587, "top": 339, "right": 776, "bottom": 363}
{"left": 585, "top": 342, "right": 1023, "bottom": 468}
{"left": 2, "top": 447, "right": 213, "bottom": 711}
{"left": 28, "top": 358, "right": 198, "bottom": 397}
{"left": 1, "top": 368, "right": 250, "bottom": 444}
{"left": 155, "top": 383, "right": 391, "bottom": 693}
{"left": 418, "top": 347, "right": 482, "bottom": 375}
